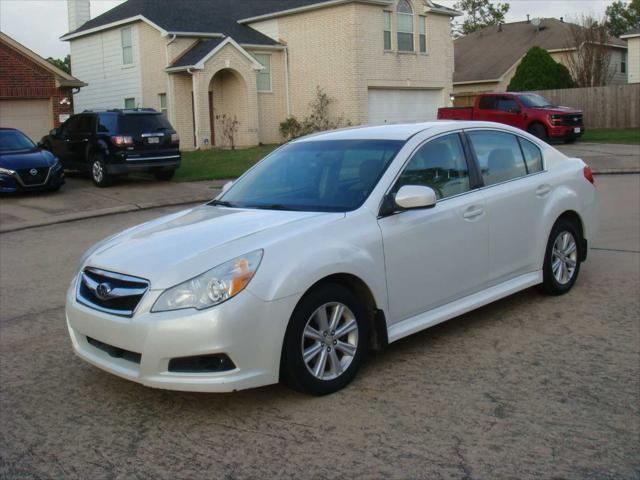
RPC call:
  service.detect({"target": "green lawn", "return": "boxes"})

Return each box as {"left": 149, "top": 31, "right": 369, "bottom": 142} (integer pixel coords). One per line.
{"left": 581, "top": 128, "right": 640, "bottom": 145}
{"left": 174, "top": 144, "right": 279, "bottom": 182}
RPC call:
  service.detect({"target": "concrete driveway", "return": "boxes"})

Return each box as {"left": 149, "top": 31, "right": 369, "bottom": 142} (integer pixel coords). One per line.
{"left": 0, "top": 175, "right": 638, "bottom": 479}
{"left": 558, "top": 142, "right": 640, "bottom": 174}
{"left": 0, "top": 175, "right": 224, "bottom": 233}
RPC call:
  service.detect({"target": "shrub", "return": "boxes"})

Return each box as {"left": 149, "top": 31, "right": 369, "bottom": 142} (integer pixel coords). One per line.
{"left": 507, "top": 47, "right": 575, "bottom": 92}
{"left": 279, "top": 86, "right": 350, "bottom": 141}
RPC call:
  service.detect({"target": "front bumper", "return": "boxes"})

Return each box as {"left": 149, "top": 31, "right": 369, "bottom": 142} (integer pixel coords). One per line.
{"left": 0, "top": 167, "right": 64, "bottom": 193}
{"left": 549, "top": 125, "right": 585, "bottom": 140}
{"left": 66, "top": 278, "right": 300, "bottom": 392}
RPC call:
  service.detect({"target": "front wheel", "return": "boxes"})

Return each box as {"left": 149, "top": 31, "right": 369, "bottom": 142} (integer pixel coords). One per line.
{"left": 90, "top": 154, "right": 110, "bottom": 188}
{"left": 540, "top": 218, "right": 582, "bottom": 295}
{"left": 528, "top": 123, "right": 548, "bottom": 142}
{"left": 281, "top": 284, "right": 368, "bottom": 395}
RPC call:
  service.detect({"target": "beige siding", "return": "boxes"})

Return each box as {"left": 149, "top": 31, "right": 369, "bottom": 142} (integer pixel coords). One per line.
{"left": 626, "top": 37, "right": 640, "bottom": 84}
{"left": 70, "top": 23, "right": 142, "bottom": 111}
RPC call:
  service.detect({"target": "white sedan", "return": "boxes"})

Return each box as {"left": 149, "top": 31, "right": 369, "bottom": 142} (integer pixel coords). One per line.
{"left": 66, "top": 121, "right": 599, "bottom": 395}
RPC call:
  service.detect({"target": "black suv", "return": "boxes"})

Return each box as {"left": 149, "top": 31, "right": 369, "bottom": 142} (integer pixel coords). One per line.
{"left": 42, "top": 109, "right": 181, "bottom": 187}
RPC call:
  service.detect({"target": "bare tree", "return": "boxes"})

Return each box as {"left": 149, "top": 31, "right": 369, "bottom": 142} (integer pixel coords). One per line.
{"left": 215, "top": 114, "right": 240, "bottom": 150}
{"left": 565, "top": 15, "right": 614, "bottom": 87}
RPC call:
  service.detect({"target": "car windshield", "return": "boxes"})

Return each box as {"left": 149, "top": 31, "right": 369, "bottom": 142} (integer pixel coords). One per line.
{"left": 119, "top": 113, "right": 173, "bottom": 135}
{"left": 518, "top": 94, "right": 554, "bottom": 108}
{"left": 0, "top": 130, "right": 36, "bottom": 152}
{"left": 215, "top": 139, "right": 404, "bottom": 212}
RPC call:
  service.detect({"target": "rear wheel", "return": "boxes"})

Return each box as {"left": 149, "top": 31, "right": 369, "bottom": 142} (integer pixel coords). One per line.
{"left": 154, "top": 170, "right": 175, "bottom": 181}
{"left": 528, "top": 123, "right": 548, "bottom": 142}
{"left": 90, "top": 154, "right": 110, "bottom": 188}
{"left": 540, "top": 218, "right": 582, "bottom": 295}
{"left": 281, "top": 283, "right": 368, "bottom": 395}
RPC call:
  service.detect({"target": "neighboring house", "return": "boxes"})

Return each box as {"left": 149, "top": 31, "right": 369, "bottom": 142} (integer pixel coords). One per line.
{"left": 452, "top": 18, "right": 628, "bottom": 106}
{"left": 621, "top": 29, "right": 640, "bottom": 84}
{"left": 61, "top": 0, "right": 460, "bottom": 149}
{"left": 0, "top": 32, "right": 86, "bottom": 141}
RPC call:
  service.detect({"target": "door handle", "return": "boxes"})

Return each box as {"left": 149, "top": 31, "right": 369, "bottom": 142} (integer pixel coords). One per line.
{"left": 463, "top": 206, "right": 484, "bottom": 220}
{"left": 536, "top": 185, "right": 552, "bottom": 197}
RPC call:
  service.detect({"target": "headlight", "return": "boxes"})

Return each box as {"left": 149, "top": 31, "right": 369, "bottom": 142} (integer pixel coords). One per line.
{"left": 152, "top": 250, "right": 263, "bottom": 312}
{"left": 0, "top": 167, "right": 15, "bottom": 176}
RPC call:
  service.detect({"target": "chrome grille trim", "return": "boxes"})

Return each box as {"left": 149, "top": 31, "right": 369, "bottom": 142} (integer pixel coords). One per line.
{"left": 76, "top": 267, "right": 150, "bottom": 317}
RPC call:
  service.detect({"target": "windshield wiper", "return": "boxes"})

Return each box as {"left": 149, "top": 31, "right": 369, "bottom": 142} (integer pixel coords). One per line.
{"left": 210, "top": 200, "right": 236, "bottom": 207}
{"left": 250, "top": 204, "right": 299, "bottom": 211}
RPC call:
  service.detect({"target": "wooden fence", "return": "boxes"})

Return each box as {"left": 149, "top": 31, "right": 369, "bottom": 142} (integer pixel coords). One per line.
{"left": 531, "top": 84, "right": 640, "bottom": 129}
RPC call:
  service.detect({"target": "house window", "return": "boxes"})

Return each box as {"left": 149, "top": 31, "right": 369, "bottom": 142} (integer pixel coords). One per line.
{"left": 383, "top": 11, "right": 392, "bottom": 50}
{"left": 159, "top": 93, "right": 167, "bottom": 116}
{"left": 419, "top": 16, "right": 426, "bottom": 53}
{"left": 254, "top": 53, "right": 272, "bottom": 92}
{"left": 622, "top": 51, "right": 627, "bottom": 74}
{"left": 124, "top": 98, "right": 135, "bottom": 109}
{"left": 397, "top": 0, "right": 414, "bottom": 52}
{"left": 121, "top": 27, "right": 133, "bottom": 65}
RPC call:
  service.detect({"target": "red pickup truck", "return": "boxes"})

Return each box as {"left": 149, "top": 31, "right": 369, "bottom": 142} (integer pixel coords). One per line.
{"left": 438, "top": 92, "right": 584, "bottom": 143}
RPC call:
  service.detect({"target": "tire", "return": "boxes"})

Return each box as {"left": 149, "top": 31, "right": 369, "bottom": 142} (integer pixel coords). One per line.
{"left": 540, "top": 218, "right": 582, "bottom": 295}
{"left": 154, "top": 170, "right": 175, "bottom": 181}
{"left": 281, "top": 283, "right": 369, "bottom": 395}
{"left": 528, "top": 123, "right": 548, "bottom": 142}
{"left": 90, "top": 154, "right": 110, "bottom": 188}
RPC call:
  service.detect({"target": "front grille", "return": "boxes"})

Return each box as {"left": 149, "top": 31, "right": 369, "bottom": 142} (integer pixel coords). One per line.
{"left": 558, "top": 114, "right": 583, "bottom": 126}
{"left": 16, "top": 167, "right": 49, "bottom": 186}
{"left": 87, "top": 337, "right": 142, "bottom": 364}
{"left": 77, "top": 267, "right": 149, "bottom": 317}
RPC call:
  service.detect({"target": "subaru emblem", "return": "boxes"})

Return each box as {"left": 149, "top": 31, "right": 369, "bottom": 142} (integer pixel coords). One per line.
{"left": 29, "top": 168, "right": 38, "bottom": 176}
{"left": 96, "top": 282, "right": 113, "bottom": 300}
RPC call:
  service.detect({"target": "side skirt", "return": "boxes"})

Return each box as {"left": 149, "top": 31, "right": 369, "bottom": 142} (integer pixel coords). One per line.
{"left": 387, "top": 271, "right": 543, "bottom": 343}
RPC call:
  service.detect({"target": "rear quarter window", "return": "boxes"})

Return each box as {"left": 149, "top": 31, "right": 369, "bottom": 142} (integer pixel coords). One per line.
{"left": 518, "top": 137, "right": 544, "bottom": 173}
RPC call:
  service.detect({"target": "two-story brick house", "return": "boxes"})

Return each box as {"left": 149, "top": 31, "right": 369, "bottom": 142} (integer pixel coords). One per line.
{"left": 62, "top": 0, "right": 459, "bottom": 149}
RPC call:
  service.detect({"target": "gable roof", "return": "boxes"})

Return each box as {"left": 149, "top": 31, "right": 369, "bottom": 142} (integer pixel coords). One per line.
{"left": 61, "top": 0, "right": 459, "bottom": 42}
{"left": 167, "top": 37, "right": 266, "bottom": 71}
{"left": 0, "top": 32, "right": 86, "bottom": 87}
{"left": 621, "top": 28, "right": 640, "bottom": 39}
{"left": 454, "top": 18, "right": 627, "bottom": 84}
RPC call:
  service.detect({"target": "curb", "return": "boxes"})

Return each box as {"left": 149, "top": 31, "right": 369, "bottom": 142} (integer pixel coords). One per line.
{"left": 0, "top": 195, "right": 213, "bottom": 234}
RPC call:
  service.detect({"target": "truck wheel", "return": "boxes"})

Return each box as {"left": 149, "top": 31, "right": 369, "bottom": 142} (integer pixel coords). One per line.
{"left": 154, "top": 170, "right": 175, "bottom": 181}
{"left": 528, "top": 123, "right": 548, "bottom": 142}
{"left": 90, "top": 154, "right": 111, "bottom": 188}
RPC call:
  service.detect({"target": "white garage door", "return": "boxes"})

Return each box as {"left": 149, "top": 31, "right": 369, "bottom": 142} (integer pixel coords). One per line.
{"left": 368, "top": 88, "right": 442, "bottom": 125}
{"left": 0, "top": 99, "right": 52, "bottom": 141}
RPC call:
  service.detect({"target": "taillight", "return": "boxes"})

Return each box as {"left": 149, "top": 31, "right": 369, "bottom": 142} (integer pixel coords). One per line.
{"left": 584, "top": 165, "right": 595, "bottom": 185}
{"left": 111, "top": 135, "right": 134, "bottom": 147}
{"left": 171, "top": 133, "right": 179, "bottom": 145}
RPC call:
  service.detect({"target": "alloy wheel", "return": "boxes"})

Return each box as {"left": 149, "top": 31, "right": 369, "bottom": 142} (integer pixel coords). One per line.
{"left": 301, "top": 302, "right": 359, "bottom": 381}
{"left": 92, "top": 160, "right": 103, "bottom": 183}
{"left": 551, "top": 231, "right": 578, "bottom": 285}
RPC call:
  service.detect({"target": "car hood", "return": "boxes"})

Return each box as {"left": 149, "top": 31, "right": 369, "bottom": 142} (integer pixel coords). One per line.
{"left": 544, "top": 106, "right": 582, "bottom": 115}
{"left": 84, "top": 205, "right": 336, "bottom": 289}
{"left": 0, "top": 148, "right": 56, "bottom": 169}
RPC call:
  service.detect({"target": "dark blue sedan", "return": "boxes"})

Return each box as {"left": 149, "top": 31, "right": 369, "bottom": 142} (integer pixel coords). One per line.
{"left": 0, "top": 128, "right": 65, "bottom": 193}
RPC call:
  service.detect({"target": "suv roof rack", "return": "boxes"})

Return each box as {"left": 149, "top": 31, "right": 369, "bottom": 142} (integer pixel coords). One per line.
{"left": 82, "top": 108, "right": 159, "bottom": 114}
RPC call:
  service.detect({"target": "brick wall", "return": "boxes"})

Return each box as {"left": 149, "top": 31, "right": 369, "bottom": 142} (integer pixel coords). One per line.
{"left": 0, "top": 41, "right": 74, "bottom": 126}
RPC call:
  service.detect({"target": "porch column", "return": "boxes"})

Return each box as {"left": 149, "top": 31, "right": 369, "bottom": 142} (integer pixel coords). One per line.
{"left": 192, "top": 71, "right": 212, "bottom": 149}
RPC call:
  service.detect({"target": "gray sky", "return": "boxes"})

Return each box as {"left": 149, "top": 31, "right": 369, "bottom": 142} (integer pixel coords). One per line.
{"left": 0, "top": 0, "right": 618, "bottom": 60}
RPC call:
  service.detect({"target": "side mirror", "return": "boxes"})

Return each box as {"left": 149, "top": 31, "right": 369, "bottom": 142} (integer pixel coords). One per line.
{"left": 395, "top": 185, "right": 437, "bottom": 210}
{"left": 222, "top": 181, "right": 233, "bottom": 193}
{"left": 509, "top": 107, "right": 521, "bottom": 114}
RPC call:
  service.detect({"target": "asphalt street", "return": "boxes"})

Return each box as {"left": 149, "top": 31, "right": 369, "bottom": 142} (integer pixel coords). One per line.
{"left": 0, "top": 175, "right": 638, "bottom": 479}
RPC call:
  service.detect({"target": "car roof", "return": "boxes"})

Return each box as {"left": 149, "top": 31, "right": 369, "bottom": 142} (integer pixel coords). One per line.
{"left": 293, "top": 120, "right": 521, "bottom": 142}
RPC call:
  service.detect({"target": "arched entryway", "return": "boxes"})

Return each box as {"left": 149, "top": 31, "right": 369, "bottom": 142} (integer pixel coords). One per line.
{"left": 208, "top": 68, "right": 249, "bottom": 149}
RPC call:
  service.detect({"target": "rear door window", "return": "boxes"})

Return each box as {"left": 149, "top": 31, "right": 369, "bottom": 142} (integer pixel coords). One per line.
{"left": 394, "top": 133, "right": 470, "bottom": 200}
{"left": 119, "top": 114, "right": 173, "bottom": 135}
{"left": 478, "top": 96, "right": 497, "bottom": 110}
{"left": 467, "top": 130, "right": 528, "bottom": 186}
